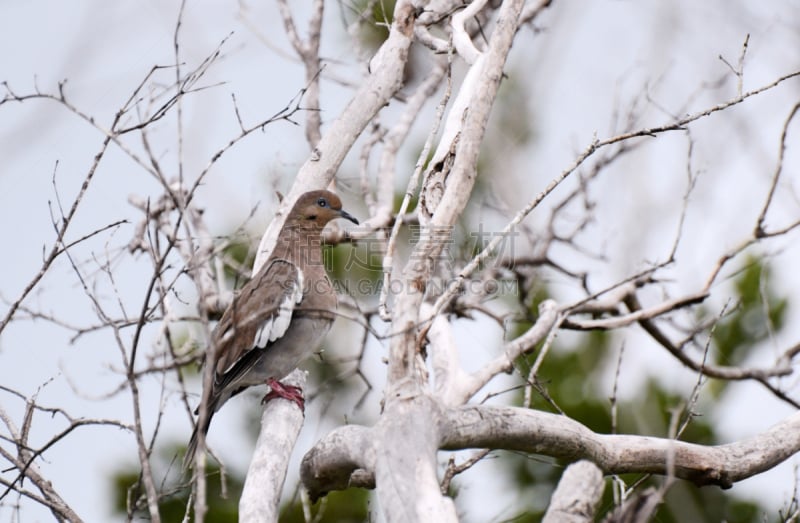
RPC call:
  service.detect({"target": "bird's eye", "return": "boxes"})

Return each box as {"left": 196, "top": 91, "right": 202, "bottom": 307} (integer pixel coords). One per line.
{"left": 317, "top": 198, "right": 328, "bottom": 208}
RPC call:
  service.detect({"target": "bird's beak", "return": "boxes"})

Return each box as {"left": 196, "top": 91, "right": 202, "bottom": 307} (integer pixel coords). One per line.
{"left": 338, "top": 209, "right": 359, "bottom": 225}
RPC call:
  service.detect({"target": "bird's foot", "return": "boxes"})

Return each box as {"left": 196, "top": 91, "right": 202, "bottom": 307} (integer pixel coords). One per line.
{"left": 262, "top": 377, "right": 305, "bottom": 412}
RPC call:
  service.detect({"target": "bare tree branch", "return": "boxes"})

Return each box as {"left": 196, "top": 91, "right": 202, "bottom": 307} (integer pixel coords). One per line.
{"left": 441, "top": 406, "right": 800, "bottom": 489}
{"left": 543, "top": 460, "right": 605, "bottom": 523}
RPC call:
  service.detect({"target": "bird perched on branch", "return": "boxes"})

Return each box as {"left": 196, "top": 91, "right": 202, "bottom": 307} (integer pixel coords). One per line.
{"left": 184, "top": 190, "right": 359, "bottom": 469}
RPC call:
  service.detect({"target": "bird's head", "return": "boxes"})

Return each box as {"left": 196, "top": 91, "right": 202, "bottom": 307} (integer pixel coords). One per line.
{"left": 287, "top": 190, "right": 359, "bottom": 229}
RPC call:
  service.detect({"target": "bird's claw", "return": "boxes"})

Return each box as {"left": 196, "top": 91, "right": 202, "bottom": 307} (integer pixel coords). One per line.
{"left": 262, "top": 377, "right": 305, "bottom": 412}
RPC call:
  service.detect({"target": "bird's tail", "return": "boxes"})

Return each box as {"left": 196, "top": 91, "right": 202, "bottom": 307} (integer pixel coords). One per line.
{"left": 182, "top": 398, "right": 218, "bottom": 473}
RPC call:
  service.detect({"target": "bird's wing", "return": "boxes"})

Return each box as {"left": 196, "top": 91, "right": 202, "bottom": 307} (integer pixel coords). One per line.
{"left": 211, "top": 258, "right": 304, "bottom": 378}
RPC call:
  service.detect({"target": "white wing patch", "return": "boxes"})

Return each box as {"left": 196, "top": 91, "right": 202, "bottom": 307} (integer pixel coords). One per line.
{"left": 253, "top": 267, "right": 304, "bottom": 349}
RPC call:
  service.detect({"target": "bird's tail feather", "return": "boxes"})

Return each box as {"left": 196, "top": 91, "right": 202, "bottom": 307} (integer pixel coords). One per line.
{"left": 182, "top": 399, "right": 218, "bottom": 473}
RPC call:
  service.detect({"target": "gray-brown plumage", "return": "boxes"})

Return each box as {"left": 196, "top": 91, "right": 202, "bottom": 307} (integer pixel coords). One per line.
{"left": 184, "top": 190, "right": 358, "bottom": 469}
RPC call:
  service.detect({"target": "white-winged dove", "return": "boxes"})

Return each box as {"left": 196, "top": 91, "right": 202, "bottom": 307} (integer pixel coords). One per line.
{"left": 184, "top": 190, "right": 358, "bottom": 469}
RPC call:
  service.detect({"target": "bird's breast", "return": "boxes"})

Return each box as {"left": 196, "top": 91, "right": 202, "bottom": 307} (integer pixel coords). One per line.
{"left": 251, "top": 316, "right": 333, "bottom": 381}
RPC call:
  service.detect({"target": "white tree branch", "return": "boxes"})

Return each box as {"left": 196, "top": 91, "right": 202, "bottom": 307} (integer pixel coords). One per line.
{"left": 440, "top": 405, "right": 800, "bottom": 488}
{"left": 253, "top": 0, "right": 417, "bottom": 271}
{"left": 393, "top": 0, "right": 527, "bottom": 383}
{"left": 451, "top": 300, "right": 560, "bottom": 405}
{"left": 240, "top": 370, "right": 307, "bottom": 523}
{"left": 542, "top": 460, "right": 605, "bottom": 523}
{"left": 425, "top": 302, "right": 471, "bottom": 406}
{"left": 374, "top": 396, "right": 458, "bottom": 523}
{"left": 375, "top": 2, "right": 528, "bottom": 520}
{"left": 300, "top": 424, "right": 376, "bottom": 501}
{"left": 302, "top": 404, "right": 800, "bottom": 501}
{"left": 451, "top": 0, "right": 488, "bottom": 64}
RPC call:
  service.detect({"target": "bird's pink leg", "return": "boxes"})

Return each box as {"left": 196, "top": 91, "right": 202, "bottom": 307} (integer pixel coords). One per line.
{"left": 262, "top": 377, "right": 305, "bottom": 411}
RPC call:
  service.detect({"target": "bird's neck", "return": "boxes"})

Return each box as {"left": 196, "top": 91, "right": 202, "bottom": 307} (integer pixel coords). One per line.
{"left": 273, "top": 225, "right": 326, "bottom": 269}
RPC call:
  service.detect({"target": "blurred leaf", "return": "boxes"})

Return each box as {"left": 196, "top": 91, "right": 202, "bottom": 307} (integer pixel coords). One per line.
{"left": 111, "top": 444, "right": 242, "bottom": 522}
{"left": 394, "top": 190, "right": 418, "bottom": 215}
{"left": 324, "top": 242, "right": 382, "bottom": 301}
{"left": 221, "top": 236, "right": 256, "bottom": 288}
{"left": 350, "top": 0, "right": 396, "bottom": 50}
{"left": 707, "top": 255, "right": 788, "bottom": 396}
{"left": 487, "top": 72, "right": 536, "bottom": 149}
{"left": 280, "top": 488, "right": 371, "bottom": 523}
